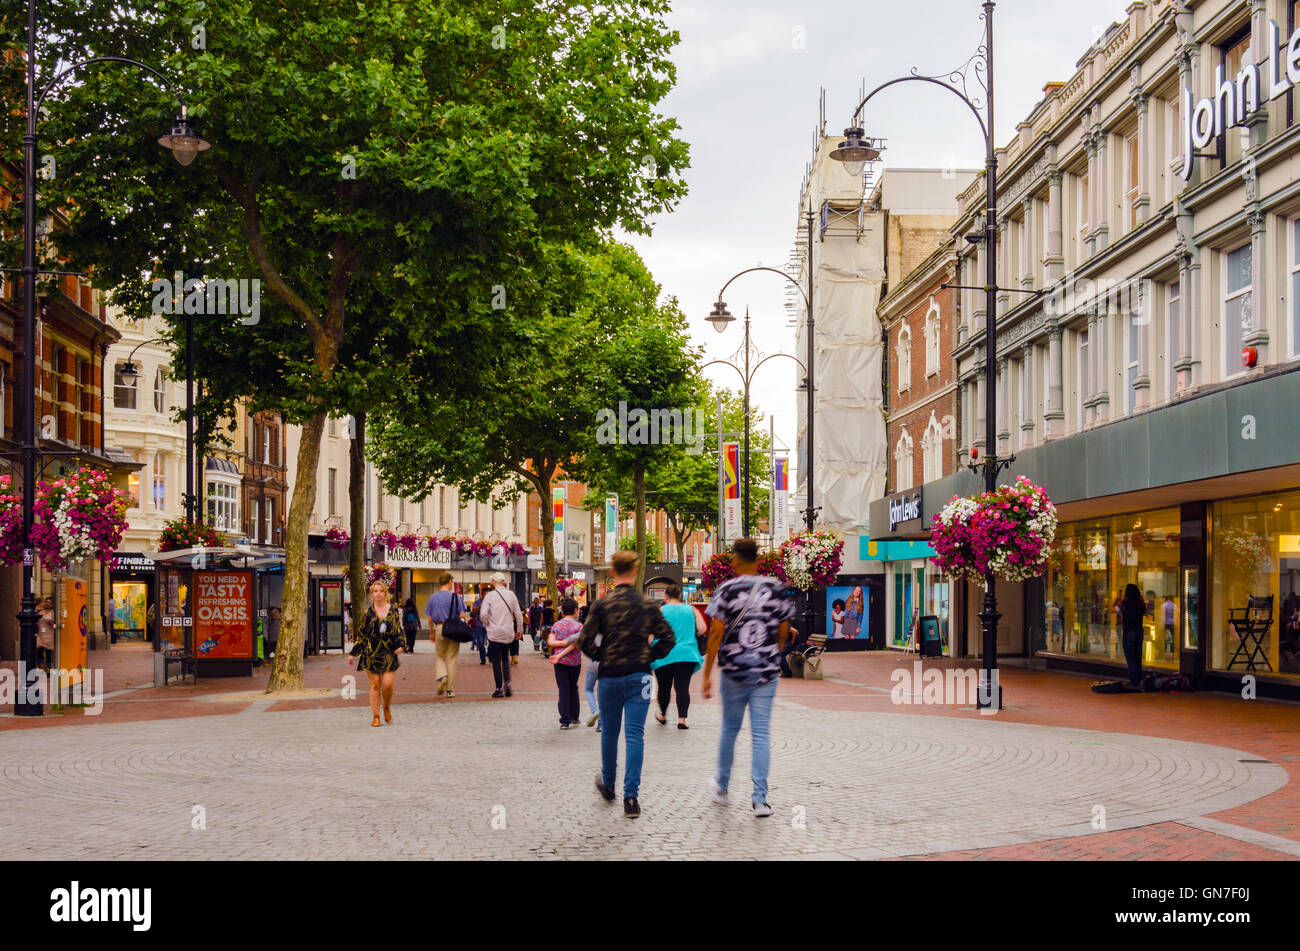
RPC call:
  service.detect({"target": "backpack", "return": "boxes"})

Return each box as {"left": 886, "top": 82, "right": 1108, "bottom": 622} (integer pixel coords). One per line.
{"left": 1091, "top": 680, "right": 1127, "bottom": 694}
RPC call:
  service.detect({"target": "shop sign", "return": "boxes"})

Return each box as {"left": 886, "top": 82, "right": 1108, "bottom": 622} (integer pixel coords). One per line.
{"left": 888, "top": 491, "right": 922, "bottom": 532}
{"left": 384, "top": 547, "right": 452, "bottom": 570}
{"left": 1181, "top": 20, "right": 1300, "bottom": 180}
{"left": 109, "top": 553, "right": 155, "bottom": 573}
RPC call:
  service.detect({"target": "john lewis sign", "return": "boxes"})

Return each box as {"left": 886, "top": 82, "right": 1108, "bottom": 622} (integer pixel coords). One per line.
{"left": 1181, "top": 20, "right": 1300, "bottom": 180}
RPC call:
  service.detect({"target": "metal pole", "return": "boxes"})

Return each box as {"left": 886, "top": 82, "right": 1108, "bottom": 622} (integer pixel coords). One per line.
{"left": 803, "top": 200, "right": 816, "bottom": 647}
{"left": 769, "top": 415, "right": 775, "bottom": 549}
{"left": 978, "top": 0, "right": 1002, "bottom": 710}
{"left": 742, "top": 308, "right": 751, "bottom": 538}
{"left": 185, "top": 305, "right": 195, "bottom": 524}
{"left": 716, "top": 392, "right": 724, "bottom": 550}
{"left": 16, "top": 0, "right": 42, "bottom": 715}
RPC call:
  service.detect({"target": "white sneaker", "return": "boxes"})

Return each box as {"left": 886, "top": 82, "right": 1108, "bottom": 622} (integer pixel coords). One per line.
{"left": 752, "top": 802, "right": 773, "bottom": 818}
{"left": 709, "top": 778, "right": 729, "bottom": 805}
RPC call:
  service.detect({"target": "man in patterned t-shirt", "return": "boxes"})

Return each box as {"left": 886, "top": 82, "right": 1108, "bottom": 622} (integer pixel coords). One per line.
{"left": 702, "top": 537, "right": 793, "bottom": 818}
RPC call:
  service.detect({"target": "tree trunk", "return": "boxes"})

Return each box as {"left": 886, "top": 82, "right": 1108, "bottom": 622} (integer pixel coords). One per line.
{"left": 348, "top": 410, "right": 367, "bottom": 639}
{"left": 535, "top": 468, "right": 558, "bottom": 606}
{"left": 667, "top": 514, "right": 686, "bottom": 567}
{"left": 634, "top": 461, "right": 647, "bottom": 590}
{"left": 266, "top": 409, "right": 327, "bottom": 692}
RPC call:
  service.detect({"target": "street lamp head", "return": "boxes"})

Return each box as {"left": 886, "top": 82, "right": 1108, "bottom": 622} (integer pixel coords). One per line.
{"left": 707, "top": 300, "right": 734, "bottom": 334}
{"left": 829, "top": 127, "right": 880, "bottom": 177}
{"left": 158, "top": 115, "right": 210, "bottom": 166}
{"left": 120, "top": 361, "right": 139, "bottom": 377}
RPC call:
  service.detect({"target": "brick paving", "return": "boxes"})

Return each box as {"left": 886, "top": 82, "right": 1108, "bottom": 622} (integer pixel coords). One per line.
{"left": 1, "top": 642, "right": 1297, "bottom": 860}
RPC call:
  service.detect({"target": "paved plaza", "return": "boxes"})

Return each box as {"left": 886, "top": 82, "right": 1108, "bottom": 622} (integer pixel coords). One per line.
{"left": 0, "top": 688, "right": 1290, "bottom": 860}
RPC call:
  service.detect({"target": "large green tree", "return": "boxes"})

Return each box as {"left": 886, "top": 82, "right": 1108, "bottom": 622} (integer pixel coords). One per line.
{"left": 15, "top": 0, "right": 688, "bottom": 690}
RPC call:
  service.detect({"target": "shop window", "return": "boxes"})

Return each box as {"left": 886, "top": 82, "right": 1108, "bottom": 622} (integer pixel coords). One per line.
{"left": 894, "top": 429, "right": 914, "bottom": 491}
{"left": 1223, "top": 244, "right": 1252, "bottom": 376}
{"left": 1211, "top": 491, "right": 1300, "bottom": 677}
{"left": 1042, "top": 507, "right": 1181, "bottom": 670}
{"left": 897, "top": 326, "right": 911, "bottom": 393}
{"left": 113, "top": 361, "right": 137, "bottom": 409}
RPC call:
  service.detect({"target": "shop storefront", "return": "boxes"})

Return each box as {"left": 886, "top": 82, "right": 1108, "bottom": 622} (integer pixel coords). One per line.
{"left": 860, "top": 537, "right": 947, "bottom": 654}
{"left": 108, "top": 552, "right": 156, "bottom": 644}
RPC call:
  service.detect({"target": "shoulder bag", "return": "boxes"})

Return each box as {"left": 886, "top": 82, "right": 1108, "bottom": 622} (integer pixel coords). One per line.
{"left": 440, "top": 593, "right": 474, "bottom": 643}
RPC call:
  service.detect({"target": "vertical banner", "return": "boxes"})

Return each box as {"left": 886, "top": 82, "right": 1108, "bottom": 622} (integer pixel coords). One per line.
{"left": 194, "top": 570, "right": 254, "bottom": 658}
{"left": 604, "top": 495, "right": 618, "bottom": 565}
{"left": 701, "top": 529, "right": 713, "bottom": 564}
{"left": 772, "top": 457, "right": 790, "bottom": 541}
{"left": 722, "top": 441, "right": 741, "bottom": 538}
{"left": 553, "top": 485, "right": 566, "bottom": 558}
{"left": 58, "top": 577, "right": 89, "bottom": 689}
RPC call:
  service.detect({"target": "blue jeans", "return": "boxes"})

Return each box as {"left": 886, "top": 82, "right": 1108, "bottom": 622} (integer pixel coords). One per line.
{"left": 716, "top": 676, "right": 778, "bottom": 805}
{"left": 471, "top": 627, "right": 487, "bottom": 662}
{"left": 584, "top": 667, "right": 599, "bottom": 716}
{"left": 597, "top": 672, "right": 652, "bottom": 798}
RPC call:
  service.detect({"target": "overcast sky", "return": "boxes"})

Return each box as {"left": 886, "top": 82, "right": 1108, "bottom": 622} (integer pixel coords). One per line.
{"left": 623, "top": 0, "right": 1134, "bottom": 476}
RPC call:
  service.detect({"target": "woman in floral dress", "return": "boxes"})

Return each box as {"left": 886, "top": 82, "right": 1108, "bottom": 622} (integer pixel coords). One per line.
{"left": 348, "top": 578, "right": 405, "bottom": 726}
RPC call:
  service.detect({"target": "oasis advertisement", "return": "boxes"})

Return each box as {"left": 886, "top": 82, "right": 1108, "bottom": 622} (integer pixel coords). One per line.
{"left": 194, "top": 571, "right": 254, "bottom": 659}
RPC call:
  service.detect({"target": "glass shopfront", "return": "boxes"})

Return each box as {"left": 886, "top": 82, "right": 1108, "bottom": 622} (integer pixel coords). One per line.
{"left": 1042, "top": 507, "right": 1181, "bottom": 670}
{"left": 1210, "top": 489, "right": 1300, "bottom": 677}
{"left": 888, "top": 559, "right": 951, "bottom": 654}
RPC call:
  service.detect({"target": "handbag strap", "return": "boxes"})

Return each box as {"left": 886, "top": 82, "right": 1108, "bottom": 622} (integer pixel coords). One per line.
{"left": 493, "top": 588, "right": 517, "bottom": 633}
{"left": 722, "top": 577, "right": 760, "bottom": 645}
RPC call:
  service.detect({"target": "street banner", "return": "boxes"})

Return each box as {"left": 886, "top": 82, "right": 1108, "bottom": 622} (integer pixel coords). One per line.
{"left": 722, "top": 441, "right": 741, "bottom": 538}
{"left": 58, "top": 577, "right": 88, "bottom": 690}
{"left": 773, "top": 457, "right": 790, "bottom": 541}
{"left": 194, "top": 570, "right": 254, "bottom": 659}
{"left": 604, "top": 495, "right": 618, "bottom": 565}
{"left": 553, "top": 486, "right": 566, "bottom": 556}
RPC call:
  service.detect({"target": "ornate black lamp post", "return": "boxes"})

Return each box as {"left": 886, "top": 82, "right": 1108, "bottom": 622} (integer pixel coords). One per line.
{"left": 830, "top": 1, "right": 1012, "bottom": 708}
{"left": 13, "top": 0, "right": 208, "bottom": 716}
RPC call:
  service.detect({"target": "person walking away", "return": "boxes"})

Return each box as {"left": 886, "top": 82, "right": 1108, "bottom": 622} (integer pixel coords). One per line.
{"left": 547, "top": 597, "right": 584, "bottom": 728}
{"left": 652, "top": 585, "right": 703, "bottom": 729}
{"left": 1162, "top": 594, "right": 1176, "bottom": 656}
{"left": 480, "top": 573, "right": 524, "bottom": 697}
{"left": 702, "top": 538, "right": 793, "bottom": 818}
{"left": 348, "top": 578, "right": 405, "bottom": 726}
{"left": 470, "top": 596, "right": 489, "bottom": 665}
{"left": 529, "top": 598, "right": 543, "bottom": 650}
{"left": 425, "top": 573, "right": 468, "bottom": 698}
{"left": 402, "top": 597, "right": 420, "bottom": 653}
{"left": 1120, "top": 583, "right": 1146, "bottom": 687}
{"left": 579, "top": 550, "right": 674, "bottom": 818}
{"left": 265, "top": 606, "right": 281, "bottom": 659}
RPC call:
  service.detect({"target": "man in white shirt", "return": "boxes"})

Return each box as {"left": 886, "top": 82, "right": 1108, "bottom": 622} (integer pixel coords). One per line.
{"left": 480, "top": 572, "right": 525, "bottom": 697}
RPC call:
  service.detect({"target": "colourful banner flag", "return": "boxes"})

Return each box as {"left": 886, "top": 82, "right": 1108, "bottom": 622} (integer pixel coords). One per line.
{"left": 772, "top": 457, "right": 790, "bottom": 541}
{"left": 604, "top": 496, "right": 618, "bottom": 565}
{"left": 553, "top": 485, "right": 566, "bottom": 555}
{"left": 722, "top": 442, "right": 740, "bottom": 537}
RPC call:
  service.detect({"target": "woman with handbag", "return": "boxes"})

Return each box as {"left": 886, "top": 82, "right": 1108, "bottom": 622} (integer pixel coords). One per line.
{"left": 652, "top": 585, "right": 704, "bottom": 729}
{"left": 348, "top": 578, "right": 405, "bottom": 726}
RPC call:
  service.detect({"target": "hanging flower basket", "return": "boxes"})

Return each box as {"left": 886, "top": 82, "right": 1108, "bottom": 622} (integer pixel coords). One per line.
{"left": 30, "top": 467, "right": 129, "bottom": 571}
{"left": 776, "top": 529, "right": 844, "bottom": 590}
{"left": 370, "top": 529, "right": 398, "bottom": 551}
{"left": 324, "top": 526, "right": 350, "bottom": 548}
{"left": 0, "top": 475, "right": 24, "bottom": 567}
{"left": 507, "top": 542, "right": 527, "bottom": 557}
{"left": 701, "top": 551, "right": 735, "bottom": 593}
{"left": 158, "top": 517, "right": 222, "bottom": 552}
{"left": 365, "top": 562, "right": 397, "bottom": 588}
{"left": 756, "top": 550, "right": 781, "bottom": 579}
{"left": 394, "top": 532, "right": 421, "bottom": 553}
{"left": 929, "top": 476, "right": 1057, "bottom": 586}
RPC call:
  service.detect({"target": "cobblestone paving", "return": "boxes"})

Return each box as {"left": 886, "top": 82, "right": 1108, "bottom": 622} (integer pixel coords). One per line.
{"left": 0, "top": 698, "right": 1286, "bottom": 860}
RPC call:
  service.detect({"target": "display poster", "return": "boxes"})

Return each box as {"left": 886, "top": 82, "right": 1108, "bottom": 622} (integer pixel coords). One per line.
{"left": 194, "top": 570, "right": 254, "bottom": 659}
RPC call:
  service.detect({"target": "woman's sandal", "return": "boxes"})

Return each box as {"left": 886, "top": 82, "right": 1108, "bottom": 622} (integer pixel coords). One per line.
{"left": 655, "top": 713, "right": 667, "bottom": 725}
{"left": 678, "top": 722, "right": 689, "bottom": 730}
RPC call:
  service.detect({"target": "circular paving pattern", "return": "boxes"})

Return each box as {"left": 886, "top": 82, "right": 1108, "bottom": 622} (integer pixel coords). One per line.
{"left": 0, "top": 699, "right": 1285, "bottom": 860}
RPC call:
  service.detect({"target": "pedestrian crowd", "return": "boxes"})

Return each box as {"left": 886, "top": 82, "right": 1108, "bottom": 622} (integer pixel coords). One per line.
{"left": 347, "top": 539, "right": 795, "bottom": 820}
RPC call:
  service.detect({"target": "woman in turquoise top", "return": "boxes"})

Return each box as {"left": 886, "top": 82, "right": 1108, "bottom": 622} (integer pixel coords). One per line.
{"left": 653, "top": 585, "right": 706, "bottom": 729}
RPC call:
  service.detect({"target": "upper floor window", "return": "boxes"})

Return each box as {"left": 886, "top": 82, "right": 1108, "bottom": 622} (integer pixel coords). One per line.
{"left": 1125, "top": 313, "right": 1141, "bottom": 414}
{"left": 113, "top": 361, "right": 137, "bottom": 409}
{"left": 897, "top": 326, "right": 912, "bottom": 393}
{"left": 924, "top": 300, "right": 940, "bottom": 375}
{"left": 262, "top": 425, "right": 271, "bottom": 464}
{"left": 1219, "top": 31, "right": 1252, "bottom": 170}
{"left": 126, "top": 449, "right": 142, "bottom": 509}
{"left": 1167, "top": 282, "right": 1181, "bottom": 399}
{"left": 1224, "top": 243, "right": 1252, "bottom": 375}
{"left": 328, "top": 467, "right": 338, "bottom": 517}
{"left": 152, "top": 452, "right": 167, "bottom": 511}
{"left": 153, "top": 368, "right": 167, "bottom": 413}
{"left": 1289, "top": 217, "right": 1300, "bottom": 357}
{"left": 1077, "top": 327, "right": 1090, "bottom": 425}
{"left": 1124, "top": 132, "right": 1140, "bottom": 230}
{"left": 1078, "top": 172, "right": 1090, "bottom": 241}
{"left": 206, "top": 481, "right": 239, "bottom": 533}
{"left": 921, "top": 413, "right": 944, "bottom": 484}
{"left": 1166, "top": 94, "right": 1183, "bottom": 202}
{"left": 894, "top": 429, "right": 914, "bottom": 491}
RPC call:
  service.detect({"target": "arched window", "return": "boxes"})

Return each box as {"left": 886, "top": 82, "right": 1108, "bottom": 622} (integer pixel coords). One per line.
{"left": 922, "top": 413, "right": 944, "bottom": 484}
{"left": 897, "top": 327, "right": 912, "bottom": 393}
{"left": 153, "top": 368, "right": 167, "bottom": 413}
{"left": 894, "top": 429, "right": 914, "bottom": 491}
{"left": 925, "top": 299, "right": 941, "bottom": 375}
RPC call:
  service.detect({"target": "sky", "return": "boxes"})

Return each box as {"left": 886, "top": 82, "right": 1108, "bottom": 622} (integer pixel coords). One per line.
{"left": 623, "top": 0, "right": 1135, "bottom": 479}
